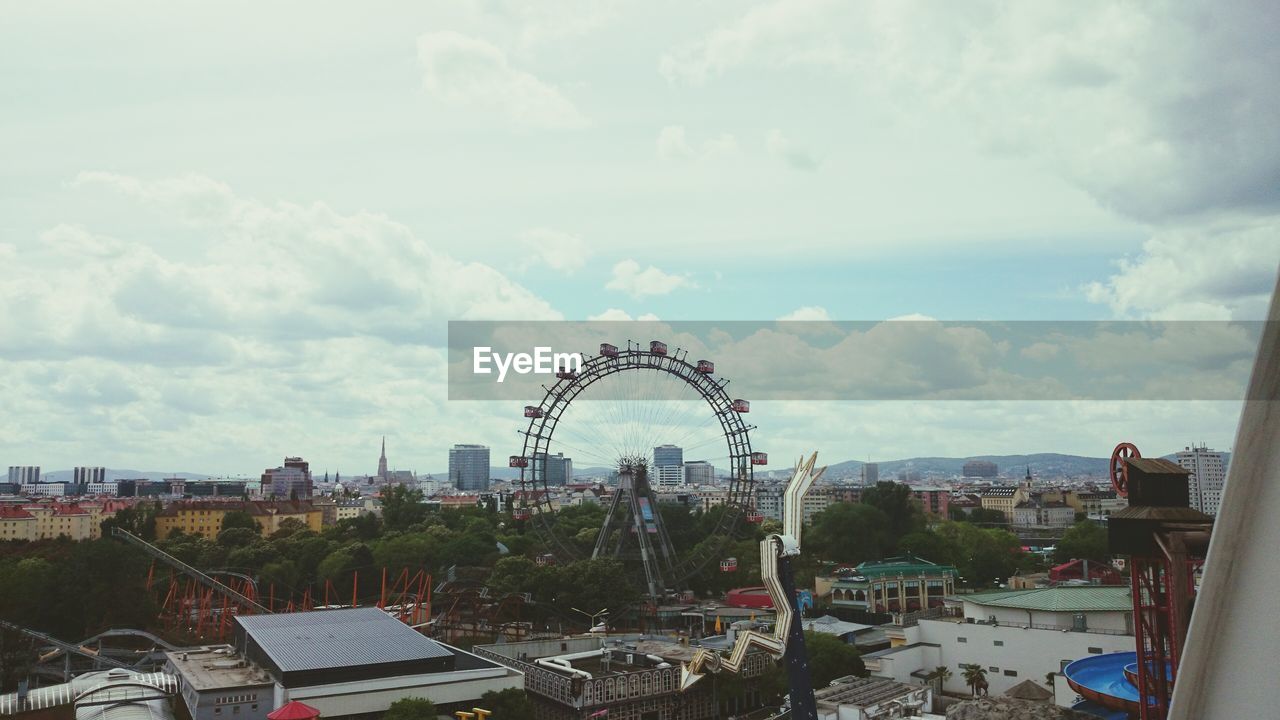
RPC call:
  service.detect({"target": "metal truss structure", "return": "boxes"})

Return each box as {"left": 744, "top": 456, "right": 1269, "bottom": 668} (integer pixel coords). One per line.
{"left": 513, "top": 340, "right": 763, "bottom": 594}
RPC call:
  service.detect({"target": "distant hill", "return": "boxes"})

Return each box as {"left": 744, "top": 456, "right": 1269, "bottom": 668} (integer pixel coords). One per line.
{"left": 40, "top": 469, "right": 212, "bottom": 483}
{"left": 473, "top": 452, "right": 1186, "bottom": 483}
{"left": 53, "top": 450, "right": 1225, "bottom": 486}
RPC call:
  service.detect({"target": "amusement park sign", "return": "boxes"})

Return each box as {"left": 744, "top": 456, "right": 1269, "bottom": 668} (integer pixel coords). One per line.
{"left": 472, "top": 346, "right": 583, "bottom": 383}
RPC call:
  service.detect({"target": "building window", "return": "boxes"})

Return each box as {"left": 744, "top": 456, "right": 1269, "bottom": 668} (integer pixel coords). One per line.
{"left": 957, "top": 637, "right": 967, "bottom": 643}
{"left": 1004, "top": 670, "right": 1018, "bottom": 677}
{"left": 1088, "top": 647, "right": 1103, "bottom": 654}
{"left": 989, "top": 666, "right": 999, "bottom": 672}
{"left": 993, "top": 640, "right": 1004, "bottom": 646}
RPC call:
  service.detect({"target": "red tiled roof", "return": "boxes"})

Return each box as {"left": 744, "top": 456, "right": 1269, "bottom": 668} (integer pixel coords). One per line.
{"left": 0, "top": 506, "right": 34, "bottom": 520}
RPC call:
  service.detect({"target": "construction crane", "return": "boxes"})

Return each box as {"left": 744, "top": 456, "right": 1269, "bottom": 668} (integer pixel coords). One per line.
{"left": 682, "top": 452, "right": 824, "bottom": 720}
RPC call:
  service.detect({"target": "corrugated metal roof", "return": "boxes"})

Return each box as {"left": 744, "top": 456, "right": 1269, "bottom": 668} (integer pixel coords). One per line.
{"left": 236, "top": 608, "right": 451, "bottom": 672}
{"left": 959, "top": 586, "right": 1132, "bottom": 612}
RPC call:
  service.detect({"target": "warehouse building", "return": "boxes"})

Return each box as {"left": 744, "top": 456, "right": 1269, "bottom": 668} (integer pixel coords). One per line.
{"left": 166, "top": 608, "right": 521, "bottom": 720}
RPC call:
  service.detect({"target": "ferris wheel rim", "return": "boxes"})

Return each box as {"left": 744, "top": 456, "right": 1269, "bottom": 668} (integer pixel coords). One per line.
{"left": 514, "top": 342, "right": 758, "bottom": 584}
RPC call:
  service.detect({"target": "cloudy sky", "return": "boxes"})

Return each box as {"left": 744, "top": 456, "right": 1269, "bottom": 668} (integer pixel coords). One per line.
{"left": 2, "top": 1, "right": 1277, "bottom": 476}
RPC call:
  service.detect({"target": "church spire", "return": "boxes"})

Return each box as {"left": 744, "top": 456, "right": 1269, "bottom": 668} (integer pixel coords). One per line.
{"left": 378, "top": 436, "right": 389, "bottom": 479}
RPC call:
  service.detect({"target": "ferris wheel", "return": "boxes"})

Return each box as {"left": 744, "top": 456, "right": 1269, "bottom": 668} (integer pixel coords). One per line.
{"left": 509, "top": 340, "right": 765, "bottom": 597}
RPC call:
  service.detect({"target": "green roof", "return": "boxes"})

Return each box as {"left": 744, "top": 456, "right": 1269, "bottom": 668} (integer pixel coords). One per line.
{"left": 957, "top": 586, "right": 1132, "bottom": 612}
{"left": 852, "top": 556, "right": 957, "bottom": 579}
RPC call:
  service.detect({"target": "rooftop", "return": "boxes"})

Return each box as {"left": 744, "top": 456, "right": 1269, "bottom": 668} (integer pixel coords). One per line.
{"left": 814, "top": 676, "right": 926, "bottom": 708}
{"left": 165, "top": 645, "right": 275, "bottom": 691}
{"left": 236, "top": 608, "right": 452, "bottom": 673}
{"left": 956, "top": 586, "right": 1132, "bottom": 612}
{"left": 852, "top": 555, "right": 957, "bottom": 579}
{"left": 802, "top": 615, "right": 874, "bottom": 638}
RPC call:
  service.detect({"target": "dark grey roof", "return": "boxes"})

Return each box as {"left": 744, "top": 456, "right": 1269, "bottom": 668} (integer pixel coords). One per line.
{"left": 236, "top": 608, "right": 451, "bottom": 672}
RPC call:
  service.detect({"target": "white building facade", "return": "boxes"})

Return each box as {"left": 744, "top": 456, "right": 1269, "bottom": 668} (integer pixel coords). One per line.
{"left": 1175, "top": 445, "right": 1228, "bottom": 515}
{"left": 864, "top": 587, "right": 1134, "bottom": 704}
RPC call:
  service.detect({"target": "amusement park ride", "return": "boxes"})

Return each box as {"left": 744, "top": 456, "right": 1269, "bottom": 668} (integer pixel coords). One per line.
{"left": 1064, "top": 442, "right": 1214, "bottom": 720}
{"left": 512, "top": 338, "right": 822, "bottom": 716}
{"left": 511, "top": 339, "right": 766, "bottom": 601}
{"left": 683, "top": 451, "right": 826, "bottom": 720}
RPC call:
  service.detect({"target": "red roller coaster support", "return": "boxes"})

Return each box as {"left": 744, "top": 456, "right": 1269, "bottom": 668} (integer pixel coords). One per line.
{"left": 1131, "top": 556, "right": 1174, "bottom": 719}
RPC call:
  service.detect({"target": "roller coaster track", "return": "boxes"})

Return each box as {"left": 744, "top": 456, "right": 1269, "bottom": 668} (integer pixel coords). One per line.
{"left": 0, "top": 619, "right": 131, "bottom": 671}
{"left": 110, "top": 528, "right": 271, "bottom": 614}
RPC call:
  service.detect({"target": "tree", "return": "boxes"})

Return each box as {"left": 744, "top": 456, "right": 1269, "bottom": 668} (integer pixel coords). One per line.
{"left": 384, "top": 696, "right": 437, "bottom": 720}
{"left": 1054, "top": 520, "right": 1108, "bottom": 564}
{"left": 100, "top": 501, "right": 161, "bottom": 540}
{"left": 860, "top": 482, "right": 925, "bottom": 542}
{"left": 806, "top": 503, "right": 892, "bottom": 564}
{"left": 382, "top": 486, "right": 429, "bottom": 532}
{"left": 926, "top": 665, "right": 953, "bottom": 695}
{"left": 898, "top": 531, "right": 954, "bottom": 566}
{"left": 555, "top": 558, "right": 640, "bottom": 618}
{"left": 934, "top": 521, "right": 1027, "bottom": 588}
{"left": 478, "top": 688, "right": 534, "bottom": 718}
{"left": 0, "top": 627, "right": 37, "bottom": 692}
{"left": 952, "top": 507, "right": 1006, "bottom": 525}
{"left": 374, "top": 533, "right": 440, "bottom": 576}
{"left": 802, "top": 631, "right": 866, "bottom": 687}
{"left": 216, "top": 526, "right": 260, "bottom": 548}
{"left": 960, "top": 663, "right": 988, "bottom": 696}
{"left": 270, "top": 517, "right": 308, "bottom": 540}
{"left": 221, "top": 510, "right": 259, "bottom": 532}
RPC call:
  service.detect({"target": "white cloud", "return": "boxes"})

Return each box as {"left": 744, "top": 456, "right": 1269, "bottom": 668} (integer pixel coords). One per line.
{"left": 1084, "top": 222, "right": 1280, "bottom": 320}
{"left": 416, "top": 31, "right": 588, "bottom": 129}
{"left": 656, "top": 125, "right": 740, "bottom": 162}
{"left": 0, "top": 172, "right": 567, "bottom": 472}
{"left": 659, "top": 0, "right": 846, "bottom": 85}
{"left": 605, "top": 259, "right": 695, "bottom": 298}
{"left": 662, "top": 1, "right": 1280, "bottom": 223}
{"left": 777, "top": 306, "right": 831, "bottom": 321}
{"left": 1021, "top": 342, "right": 1060, "bottom": 361}
{"left": 766, "top": 130, "right": 820, "bottom": 171}
{"left": 519, "top": 228, "right": 589, "bottom": 273}
{"left": 587, "top": 308, "right": 661, "bottom": 321}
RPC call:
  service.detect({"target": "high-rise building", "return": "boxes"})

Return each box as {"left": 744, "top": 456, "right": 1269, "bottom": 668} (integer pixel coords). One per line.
{"left": 861, "top": 462, "right": 879, "bottom": 485}
{"left": 73, "top": 466, "right": 106, "bottom": 494}
{"left": 962, "top": 460, "right": 998, "bottom": 478}
{"left": 654, "top": 465, "right": 684, "bottom": 488}
{"left": 262, "top": 457, "right": 313, "bottom": 499}
{"left": 537, "top": 452, "right": 573, "bottom": 486}
{"left": 653, "top": 445, "right": 683, "bottom": 467}
{"left": 377, "top": 436, "right": 389, "bottom": 479}
{"left": 449, "top": 444, "right": 491, "bottom": 491}
{"left": 7, "top": 466, "right": 39, "bottom": 485}
{"left": 683, "top": 460, "right": 714, "bottom": 486}
{"left": 652, "top": 445, "right": 684, "bottom": 488}
{"left": 1175, "top": 444, "right": 1228, "bottom": 515}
